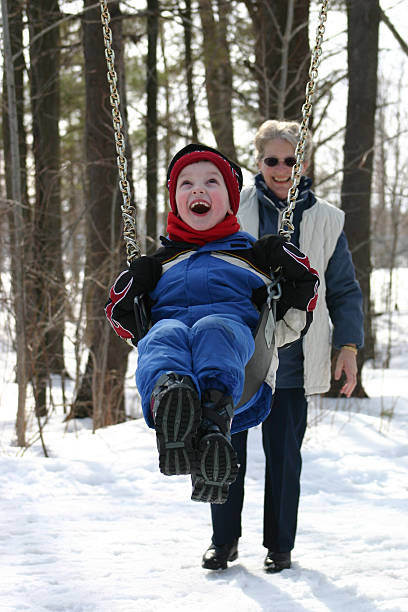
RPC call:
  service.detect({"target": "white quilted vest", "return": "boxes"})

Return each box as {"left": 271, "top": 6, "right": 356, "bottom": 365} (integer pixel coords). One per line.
{"left": 239, "top": 187, "right": 344, "bottom": 395}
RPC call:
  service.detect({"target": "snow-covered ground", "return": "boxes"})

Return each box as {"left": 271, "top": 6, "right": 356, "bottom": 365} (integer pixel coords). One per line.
{"left": 0, "top": 270, "right": 407, "bottom": 612}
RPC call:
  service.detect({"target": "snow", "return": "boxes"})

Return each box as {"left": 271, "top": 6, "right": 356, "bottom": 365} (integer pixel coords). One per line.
{"left": 1, "top": 271, "right": 408, "bottom": 612}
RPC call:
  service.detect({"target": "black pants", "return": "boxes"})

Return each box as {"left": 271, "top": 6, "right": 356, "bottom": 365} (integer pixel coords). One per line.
{"left": 210, "top": 388, "right": 307, "bottom": 552}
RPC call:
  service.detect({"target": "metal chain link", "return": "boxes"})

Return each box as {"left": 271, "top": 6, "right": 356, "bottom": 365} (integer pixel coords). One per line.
{"left": 279, "top": 0, "right": 329, "bottom": 240}
{"left": 99, "top": 0, "right": 140, "bottom": 262}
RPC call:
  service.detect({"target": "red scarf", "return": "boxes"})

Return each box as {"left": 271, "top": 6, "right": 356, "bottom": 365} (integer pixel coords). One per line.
{"left": 166, "top": 211, "right": 240, "bottom": 245}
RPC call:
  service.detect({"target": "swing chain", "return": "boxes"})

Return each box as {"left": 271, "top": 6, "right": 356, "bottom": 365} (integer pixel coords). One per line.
{"left": 279, "top": 0, "right": 329, "bottom": 241}
{"left": 99, "top": 0, "right": 141, "bottom": 263}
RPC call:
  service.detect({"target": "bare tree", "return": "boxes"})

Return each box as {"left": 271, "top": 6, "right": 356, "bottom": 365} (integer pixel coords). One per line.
{"left": 243, "top": 0, "right": 310, "bottom": 122}
{"left": 198, "top": 0, "right": 236, "bottom": 159}
{"left": 146, "top": 0, "right": 159, "bottom": 253}
{"left": 179, "top": 0, "right": 198, "bottom": 142}
{"left": 380, "top": 7, "right": 408, "bottom": 57}
{"left": 69, "top": 0, "right": 130, "bottom": 427}
{"left": 341, "top": 0, "right": 380, "bottom": 394}
{"left": 27, "top": 0, "right": 66, "bottom": 418}
{"left": 1, "top": 0, "right": 29, "bottom": 445}
{"left": 373, "top": 77, "right": 407, "bottom": 368}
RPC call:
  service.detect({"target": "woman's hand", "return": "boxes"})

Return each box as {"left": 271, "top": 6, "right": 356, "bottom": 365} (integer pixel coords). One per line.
{"left": 334, "top": 347, "right": 358, "bottom": 397}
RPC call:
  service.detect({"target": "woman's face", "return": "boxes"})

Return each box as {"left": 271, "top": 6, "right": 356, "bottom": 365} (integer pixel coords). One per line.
{"left": 257, "top": 138, "right": 309, "bottom": 200}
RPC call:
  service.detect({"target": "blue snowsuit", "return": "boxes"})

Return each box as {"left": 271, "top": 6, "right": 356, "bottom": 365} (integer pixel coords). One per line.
{"left": 137, "top": 232, "right": 275, "bottom": 434}
{"left": 106, "top": 231, "right": 318, "bottom": 434}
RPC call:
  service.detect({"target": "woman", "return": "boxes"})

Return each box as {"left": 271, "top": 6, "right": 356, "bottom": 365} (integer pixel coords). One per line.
{"left": 202, "top": 120, "right": 364, "bottom": 572}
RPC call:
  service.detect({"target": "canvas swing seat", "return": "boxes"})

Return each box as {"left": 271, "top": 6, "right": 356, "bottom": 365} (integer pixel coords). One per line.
{"left": 132, "top": 272, "right": 282, "bottom": 410}
{"left": 235, "top": 276, "right": 281, "bottom": 408}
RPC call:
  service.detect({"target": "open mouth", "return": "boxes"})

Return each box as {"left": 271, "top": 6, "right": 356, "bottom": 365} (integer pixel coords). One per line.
{"left": 273, "top": 177, "right": 290, "bottom": 183}
{"left": 190, "top": 200, "right": 211, "bottom": 214}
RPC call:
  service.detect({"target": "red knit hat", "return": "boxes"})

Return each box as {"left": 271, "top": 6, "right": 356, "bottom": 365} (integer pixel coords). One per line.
{"left": 167, "top": 144, "right": 243, "bottom": 215}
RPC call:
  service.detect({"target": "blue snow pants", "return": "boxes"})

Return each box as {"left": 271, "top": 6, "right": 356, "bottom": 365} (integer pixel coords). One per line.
{"left": 136, "top": 315, "right": 255, "bottom": 429}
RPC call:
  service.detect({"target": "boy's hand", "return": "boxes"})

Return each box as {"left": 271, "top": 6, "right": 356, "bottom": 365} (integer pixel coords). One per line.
{"left": 253, "top": 234, "right": 287, "bottom": 269}
{"left": 110, "top": 256, "right": 162, "bottom": 311}
{"left": 105, "top": 256, "right": 162, "bottom": 344}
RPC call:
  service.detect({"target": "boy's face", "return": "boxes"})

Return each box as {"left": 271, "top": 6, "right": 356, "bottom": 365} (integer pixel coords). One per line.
{"left": 175, "top": 161, "right": 233, "bottom": 231}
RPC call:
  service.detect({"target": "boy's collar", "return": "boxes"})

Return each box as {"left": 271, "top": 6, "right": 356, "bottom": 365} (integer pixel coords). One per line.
{"left": 160, "top": 235, "right": 199, "bottom": 249}
{"left": 161, "top": 231, "right": 253, "bottom": 251}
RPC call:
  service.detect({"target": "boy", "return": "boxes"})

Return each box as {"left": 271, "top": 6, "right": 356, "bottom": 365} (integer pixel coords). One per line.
{"left": 105, "top": 144, "right": 319, "bottom": 504}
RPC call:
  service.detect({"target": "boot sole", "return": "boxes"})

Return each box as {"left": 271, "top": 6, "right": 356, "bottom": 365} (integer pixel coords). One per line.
{"left": 264, "top": 562, "right": 291, "bottom": 573}
{"left": 191, "top": 433, "right": 238, "bottom": 504}
{"left": 154, "top": 384, "right": 200, "bottom": 476}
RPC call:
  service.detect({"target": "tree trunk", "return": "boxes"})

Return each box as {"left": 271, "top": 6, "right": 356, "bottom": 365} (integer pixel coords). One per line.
{"left": 378, "top": 82, "right": 403, "bottom": 369}
{"left": 1, "top": 0, "right": 29, "bottom": 445}
{"left": 159, "top": 14, "right": 171, "bottom": 231}
{"left": 2, "top": 0, "right": 31, "bottom": 301}
{"left": 145, "top": 0, "right": 159, "bottom": 254}
{"left": 27, "top": 0, "right": 66, "bottom": 419}
{"left": 244, "top": 0, "right": 310, "bottom": 122}
{"left": 198, "top": 0, "right": 236, "bottom": 159}
{"left": 180, "top": 0, "right": 198, "bottom": 142}
{"left": 69, "top": 0, "right": 130, "bottom": 426}
{"left": 341, "top": 0, "right": 380, "bottom": 394}
{"left": 2, "top": 1, "right": 29, "bottom": 222}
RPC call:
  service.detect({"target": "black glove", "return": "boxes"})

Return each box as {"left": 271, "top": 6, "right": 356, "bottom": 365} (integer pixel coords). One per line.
{"left": 253, "top": 234, "right": 319, "bottom": 315}
{"left": 252, "top": 234, "right": 288, "bottom": 272}
{"left": 109, "top": 256, "right": 162, "bottom": 311}
{"left": 105, "top": 256, "right": 162, "bottom": 344}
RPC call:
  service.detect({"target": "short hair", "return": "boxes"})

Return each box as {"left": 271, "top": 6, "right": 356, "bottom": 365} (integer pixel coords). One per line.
{"left": 254, "top": 119, "right": 314, "bottom": 164}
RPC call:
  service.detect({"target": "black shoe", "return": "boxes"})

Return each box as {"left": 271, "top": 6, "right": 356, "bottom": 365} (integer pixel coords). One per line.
{"left": 264, "top": 551, "right": 291, "bottom": 573}
{"left": 191, "top": 390, "right": 238, "bottom": 504}
{"left": 202, "top": 539, "right": 239, "bottom": 570}
{"left": 151, "top": 373, "right": 200, "bottom": 476}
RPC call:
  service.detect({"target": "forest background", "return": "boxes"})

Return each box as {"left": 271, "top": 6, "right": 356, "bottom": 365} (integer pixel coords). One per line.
{"left": 1, "top": 0, "right": 407, "bottom": 447}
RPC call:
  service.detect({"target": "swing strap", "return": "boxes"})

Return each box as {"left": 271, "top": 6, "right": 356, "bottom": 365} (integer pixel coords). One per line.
{"left": 99, "top": 0, "right": 140, "bottom": 263}
{"left": 133, "top": 295, "right": 150, "bottom": 341}
{"left": 280, "top": 0, "right": 330, "bottom": 240}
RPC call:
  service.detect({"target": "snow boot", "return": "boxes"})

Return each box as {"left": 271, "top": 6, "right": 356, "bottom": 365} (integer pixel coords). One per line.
{"left": 202, "top": 539, "right": 239, "bottom": 570}
{"left": 264, "top": 551, "right": 291, "bottom": 573}
{"left": 151, "top": 372, "right": 201, "bottom": 476}
{"left": 191, "top": 389, "right": 238, "bottom": 504}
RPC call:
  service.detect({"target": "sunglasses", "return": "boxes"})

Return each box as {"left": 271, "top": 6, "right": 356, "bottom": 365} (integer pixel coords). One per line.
{"left": 262, "top": 156, "right": 297, "bottom": 168}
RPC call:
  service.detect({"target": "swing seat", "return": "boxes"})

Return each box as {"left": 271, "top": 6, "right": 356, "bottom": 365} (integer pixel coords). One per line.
{"left": 133, "top": 276, "right": 281, "bottom": 409}
{"left": 235, "top": 277, "right": 281, "bottom": 409}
